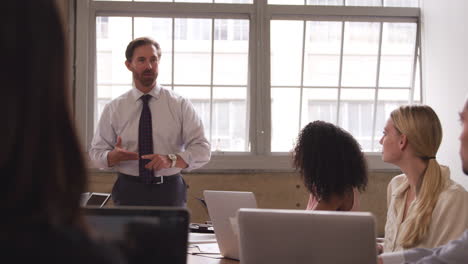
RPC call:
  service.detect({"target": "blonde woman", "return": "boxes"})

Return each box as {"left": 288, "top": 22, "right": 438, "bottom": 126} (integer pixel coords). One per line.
{"left": 380, "top": 105, "right": 468, "bottom": 253}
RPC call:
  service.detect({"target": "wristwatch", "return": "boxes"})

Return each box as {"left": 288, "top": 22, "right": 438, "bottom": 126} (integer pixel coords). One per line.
{"left": 168, "top": 154, "right": 177, "bottom": 168}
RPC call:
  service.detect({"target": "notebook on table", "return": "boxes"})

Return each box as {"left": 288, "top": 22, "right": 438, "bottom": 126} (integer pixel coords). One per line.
{"left": 203, "top": 190, "right": 257, "bottom": 260}
{"left": 85, "top": 206, "right": 189, "bottom": 264}
{"left": 237, "top": 208, "right": 378, "bottom": 264}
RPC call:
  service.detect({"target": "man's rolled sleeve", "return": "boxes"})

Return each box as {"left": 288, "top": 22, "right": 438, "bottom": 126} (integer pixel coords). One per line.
{"left": 179, "top": 99, "right": 211, "bottom": 171}
{"left": 89, "top": 104, "right": 115, "bottom": 169}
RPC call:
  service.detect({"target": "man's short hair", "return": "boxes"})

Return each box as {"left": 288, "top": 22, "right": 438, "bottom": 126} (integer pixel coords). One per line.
{"left": 125, "top": 37, "right": 161, "bottom": 61}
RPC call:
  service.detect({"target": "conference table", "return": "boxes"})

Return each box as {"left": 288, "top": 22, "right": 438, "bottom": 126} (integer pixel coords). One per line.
{"left": 187, "top": 254, "right": 239, "bottom": 264}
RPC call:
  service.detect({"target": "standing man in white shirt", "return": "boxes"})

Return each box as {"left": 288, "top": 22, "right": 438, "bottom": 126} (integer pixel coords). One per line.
{"left": 379, "top": 96, "right": 468, "bottom": 263}
{"left": 89, "top": 37, "right": 211, "bottom": 207}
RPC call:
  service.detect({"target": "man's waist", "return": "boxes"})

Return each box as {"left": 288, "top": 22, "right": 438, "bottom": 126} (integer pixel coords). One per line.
{"left": 117, "top": 172, "right": 181, "bottom": 178}
{"left": 117, "top": 172, "right": 181, "bottom": 184}
{"left": 116, "top": 165, "right": 182, "bottom": 177}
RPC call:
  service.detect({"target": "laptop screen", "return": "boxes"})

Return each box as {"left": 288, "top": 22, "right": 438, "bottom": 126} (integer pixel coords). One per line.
{"left": 85, "top": 207, "right": 189, "bottom": 264}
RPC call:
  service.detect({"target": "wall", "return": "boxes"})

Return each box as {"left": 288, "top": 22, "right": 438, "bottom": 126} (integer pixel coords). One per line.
{"left": 421, "top": 0, "right": 468, "bottom": 188}
{"left": 88, "top": 170, "right": 398, "bottom": 237}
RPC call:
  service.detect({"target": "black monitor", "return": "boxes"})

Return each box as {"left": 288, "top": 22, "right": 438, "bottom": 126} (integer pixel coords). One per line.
{"left": 85, "top": 206, "right": 189, "bottom": 264}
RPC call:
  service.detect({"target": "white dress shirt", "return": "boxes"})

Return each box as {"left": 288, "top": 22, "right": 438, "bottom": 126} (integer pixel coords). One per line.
{"left": 384, "top": 166, "right": 468, "bottom": 253}
{"left": 89, "top": 84, "right": 211, "bottom": 177}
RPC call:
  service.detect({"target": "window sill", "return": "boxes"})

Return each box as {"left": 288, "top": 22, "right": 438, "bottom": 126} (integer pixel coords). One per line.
{"left": 86, "top": 152, "right": 399, "bottom": 174}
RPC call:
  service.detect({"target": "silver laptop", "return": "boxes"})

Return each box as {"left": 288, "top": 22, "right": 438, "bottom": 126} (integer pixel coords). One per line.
{"left": 238, "top": 208, "right": 377, "bottom": 264}
{"left": 203, "top": 190, "right": 257, "bottom": 260}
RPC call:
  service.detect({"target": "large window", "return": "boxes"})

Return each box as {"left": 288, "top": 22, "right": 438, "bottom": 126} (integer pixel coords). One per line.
{"left": 270, "top": 20, "right": 419, "bottom": 152}
{"left": 96, "top": 16, "right": 249, "bottom": 151}
{"left": 76, "top": 0, "right": 420, "bottom": 170}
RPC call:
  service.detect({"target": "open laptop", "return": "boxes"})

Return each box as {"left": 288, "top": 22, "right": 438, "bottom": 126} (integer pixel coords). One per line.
{"left": 85, "top": 206, "right": 189, "bottom": 264}
{"left": 238, "top": 208, "right": 377, "bottom": 264}
{"left": 203, "top": 190, "right": 257, "bottom": 260}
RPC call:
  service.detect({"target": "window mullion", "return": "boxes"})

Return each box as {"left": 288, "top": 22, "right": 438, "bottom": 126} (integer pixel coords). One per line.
{"left": 371, "top": 22, "right": 384, "bottom": 151}
{"left": 409, "top": 20, "right": 421, "bottom": 104}
{"left": 171, "top": 18, "right": 175, "bottom": 89}
{"left": 298, "top": 20, "right": 306, "bottom": 131}
{"left": 76, "top": 0, "right": 93, "bottom": 151}
{"left": 131, "top": 17, "right": 134, "bottom": 40}
{"left": 210, "top": 18, "right": 215, "bottom": 148}
{"left": 254, "top": 0, "right": 270, "bottom": 154}
{"left": 336, "top": 21, "right": 345, "bottom": 125}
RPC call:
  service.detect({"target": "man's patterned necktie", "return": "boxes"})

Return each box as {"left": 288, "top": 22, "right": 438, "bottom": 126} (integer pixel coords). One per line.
{"left": 138, "top": 94, "right": 154, "bottom": 184}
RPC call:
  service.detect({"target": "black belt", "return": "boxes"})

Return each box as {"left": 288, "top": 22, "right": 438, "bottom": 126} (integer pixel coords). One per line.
{"left": 118, "top": 172, "right": 180, "bottom": 185}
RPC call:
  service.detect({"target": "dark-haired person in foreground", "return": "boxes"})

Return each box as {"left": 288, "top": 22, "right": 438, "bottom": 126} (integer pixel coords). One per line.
{"left": 379, "top": 97, "right": 468, "bottom": 263}
{"left": 293, "top": 121, "right": 368, "bottom": 211}
{"left": 0, "top": 1, "right": 123, "bottom": 263}
{"left": 90, "top": 37, "right": 210, "bottom": 207}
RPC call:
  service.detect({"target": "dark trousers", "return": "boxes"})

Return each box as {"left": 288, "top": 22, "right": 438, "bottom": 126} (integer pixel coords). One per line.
{"left": 112, "top": 173, "right": 187, "bottom": 207}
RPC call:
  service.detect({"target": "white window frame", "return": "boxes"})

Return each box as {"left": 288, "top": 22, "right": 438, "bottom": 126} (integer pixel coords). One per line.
{"left": 75, "top": 0, "right": 420, "bottom": 172}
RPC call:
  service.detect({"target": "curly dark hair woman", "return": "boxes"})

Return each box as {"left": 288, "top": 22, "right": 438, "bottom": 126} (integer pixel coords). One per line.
{"left": 293, "top": 121, "right": 368, "bottom": 211}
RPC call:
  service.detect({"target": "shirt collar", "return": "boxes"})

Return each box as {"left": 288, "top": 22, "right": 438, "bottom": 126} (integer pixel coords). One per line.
{"left": 392, "top": 178, "right": 410, "bottom": 199}
{"left": 130, "top": 83, "right": 162, "bottom": 102}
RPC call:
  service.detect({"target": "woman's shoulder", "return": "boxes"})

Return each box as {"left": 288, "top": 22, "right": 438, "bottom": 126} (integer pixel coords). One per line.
{"left": 440, "top": 179, "right": 468, "bottom": 199}
{"left": 388, "top": 173, "right": 407, "bottom": 190}
{"left": 439, "top": 165, "right": 466, "bottom": 196}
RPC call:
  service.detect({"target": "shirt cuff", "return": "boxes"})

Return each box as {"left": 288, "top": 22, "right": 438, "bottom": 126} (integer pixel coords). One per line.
{"left": 177, "top": 151, "right": 192, "bottom": 170}
{"left": 381, "top": 251, "right": 405, "bottom": 264}
{"left": 91, "top": 150, "right": 111, "bottom": 169}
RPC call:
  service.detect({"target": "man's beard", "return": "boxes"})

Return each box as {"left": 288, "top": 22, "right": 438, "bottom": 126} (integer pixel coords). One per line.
{"left": 135, "top": 70, "right": 156, "bottom": 87}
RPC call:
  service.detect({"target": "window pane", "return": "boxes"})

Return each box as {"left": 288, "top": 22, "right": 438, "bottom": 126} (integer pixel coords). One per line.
{"left": 133, "top": 0, "right": 255, "bottom": 1}
{"left": 213, "top": 19, "right": 249, "bottom": 85}
{"left": 341, "top": 22, "right": 380, "bottom": 87}
{"left": 339, "top": 89, "right": 375, "bottom": 151}
{"left": 213, "top": 87, "right": 249, "bottom": 151}
{"left": 268, "top": 0, "right": 305, "bottom": 5}
{"left": 174, "top": 18, "right": 212, "bottom": 85}
{"left": 174, "top": 86, "right": 212, "bottom": 141}
{"left": 346, "top": 0, "right": 381, "bottom": 6}
{"left": 215, "top": 0, "right": 253, "bottom": 3}
{"left": 134, "top": 17, "right": 173, "bottom": 85}
{"left": 271, "top": 20, "right": 304, "bottom": 86}
{"left": 271, "top": 88, "right": 301, "bottom": 152}
{"left": 379, "top": 23, "right": 417, "bottom": 87}
{"left": 96, "top": 16, "right": 132, "bottom": 125}
{"left": 384, "top": 0, "right": 419, "bottom": 7}
{"left": 304, "top": 21, "right": 342, "bottom": 86}
{"left": 303, "top": 88, "right": 338, "bottom": 126}
{"left": 307, "top": 0, "right": 344, "bottom": 5}
{"left": 373, "top": 89, "right": 410, "bottom": 151}
{"left": 174, "top": 0, "right": 213, "bottom": 2}
{"left": 134, "top": 0, "right": 172, "bottom": 2}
